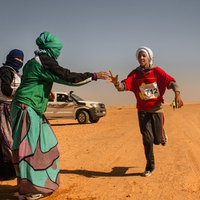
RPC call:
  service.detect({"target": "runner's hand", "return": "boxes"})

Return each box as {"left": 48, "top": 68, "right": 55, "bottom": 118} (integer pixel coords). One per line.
{"left": 107, "top": 70, "right": 119, "bottom": 86}
{"left": 175, "top": 92, "right": 183, "bottom": 108}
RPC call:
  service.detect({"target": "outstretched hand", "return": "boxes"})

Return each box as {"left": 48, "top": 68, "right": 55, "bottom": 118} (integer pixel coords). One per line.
{"left": 107, "top": 70, "right": 119, "bottom": 85}
{"left": 96, "top": 71, "right": 109, "bottom": 80}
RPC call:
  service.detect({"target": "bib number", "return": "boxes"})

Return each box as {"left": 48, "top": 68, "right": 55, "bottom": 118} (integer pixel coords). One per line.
{"left": 139, "top": 82, "right": 160, "bottom": 100}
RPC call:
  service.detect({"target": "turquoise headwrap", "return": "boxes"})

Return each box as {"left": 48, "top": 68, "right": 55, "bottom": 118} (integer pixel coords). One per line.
{"left": 36, "top": 31, "right": 63, "bottom": 60}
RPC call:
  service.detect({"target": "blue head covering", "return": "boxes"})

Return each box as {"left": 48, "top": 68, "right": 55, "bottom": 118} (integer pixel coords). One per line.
{"left": 5, "top": 49, "right": 24, "bottom": 73}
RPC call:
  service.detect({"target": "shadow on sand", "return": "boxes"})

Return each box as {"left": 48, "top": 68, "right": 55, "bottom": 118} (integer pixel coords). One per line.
{"left": 0, "top": 167, "right": 142, "bottom": 199}
{"left": 0, "top": 184, "right": 18, "bottom": 200}
{"left": 60, "top": 166, "right": 142, "bottom": 178}
{"left": 50, "top": 123, "right": 79, "bottom": 126}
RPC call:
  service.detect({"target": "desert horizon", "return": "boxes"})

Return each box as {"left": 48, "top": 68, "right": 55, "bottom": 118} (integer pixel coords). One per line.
{"left": 106, "top": 101, "right": 200, "bottom": 108}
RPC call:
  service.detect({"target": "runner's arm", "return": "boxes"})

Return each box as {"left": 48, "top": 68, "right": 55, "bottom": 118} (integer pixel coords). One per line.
{"left": 169, "top": 81, "right": 183, "bottom": 108}
{"left": 169, "top": 81, "right": 180, "bottom": 93}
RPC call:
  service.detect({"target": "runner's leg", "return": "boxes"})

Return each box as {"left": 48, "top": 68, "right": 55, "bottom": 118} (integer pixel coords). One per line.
{"left": 138, "top": 111, "right": 155, "bottom": 171}
{"left": 152, "top": 113, "right": 165, "bottom": 145}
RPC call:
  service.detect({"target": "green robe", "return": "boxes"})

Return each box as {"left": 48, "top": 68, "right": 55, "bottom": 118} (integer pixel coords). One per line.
{"left": 13, "top": 57, "right": 83, "bottom": 115}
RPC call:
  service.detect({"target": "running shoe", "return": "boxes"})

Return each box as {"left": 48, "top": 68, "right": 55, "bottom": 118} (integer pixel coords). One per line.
{"left": 161, "top": 134, "right": 168, "bottom": 146}
{"left": 142, "top": 169, "right": 155, "bottom": 177}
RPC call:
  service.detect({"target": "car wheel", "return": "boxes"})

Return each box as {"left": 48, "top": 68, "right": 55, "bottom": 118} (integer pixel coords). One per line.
{"left": 89, "top": 118, "right": 99, "bottom": 123}
{"left": 77, "top": 110, "right": 89, "bottom": 124}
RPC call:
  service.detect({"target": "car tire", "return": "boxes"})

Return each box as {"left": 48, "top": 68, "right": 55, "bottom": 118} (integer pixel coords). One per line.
{"left": 89, "top": 118, "right": 99, "bottom": 123}
{"left": 77, "top": 110, "right": 89, "bottom": 124}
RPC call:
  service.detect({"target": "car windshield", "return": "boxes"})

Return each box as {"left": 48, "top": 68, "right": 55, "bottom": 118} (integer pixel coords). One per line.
{"left": 71, "top": 94, "right": 84, "bottom": 101}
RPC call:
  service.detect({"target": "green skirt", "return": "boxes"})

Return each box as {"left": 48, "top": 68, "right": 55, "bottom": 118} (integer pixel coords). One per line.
{"left": 11, "top": 102, "right": 60, "bottom": 194}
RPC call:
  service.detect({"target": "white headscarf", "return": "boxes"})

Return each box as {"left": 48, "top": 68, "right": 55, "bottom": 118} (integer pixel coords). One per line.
{"left": 136, "top": 46, "right": 154, "bottom": 65}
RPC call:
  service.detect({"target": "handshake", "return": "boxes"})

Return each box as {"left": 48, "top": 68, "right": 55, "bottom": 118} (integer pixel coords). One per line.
{"left": 97, "top": 70, "right": 119, "bottom": 86}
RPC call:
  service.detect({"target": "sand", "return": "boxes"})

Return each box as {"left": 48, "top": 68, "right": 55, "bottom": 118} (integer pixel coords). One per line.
{"left": 1, "top": 103, "right": 200, "bottom": 200}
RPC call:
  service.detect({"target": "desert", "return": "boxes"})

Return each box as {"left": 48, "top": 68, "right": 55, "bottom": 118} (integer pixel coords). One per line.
{"left": 1, "top": 103, "right": 200, "bottom": 200}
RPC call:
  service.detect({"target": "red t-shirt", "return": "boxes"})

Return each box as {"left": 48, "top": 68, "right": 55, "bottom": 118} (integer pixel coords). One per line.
{"left": 122, "top": 66, "right": 176, "bottom": 111}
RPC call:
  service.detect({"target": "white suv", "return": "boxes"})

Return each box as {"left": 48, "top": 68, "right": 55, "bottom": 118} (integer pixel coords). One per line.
{"left": 45, "top": 91, "right": 106, "bottom": 124}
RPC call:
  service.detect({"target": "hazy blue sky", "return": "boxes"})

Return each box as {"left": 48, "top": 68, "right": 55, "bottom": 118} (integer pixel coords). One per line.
{"left": 0, "top": 0, "right": 199, "bottom": 105}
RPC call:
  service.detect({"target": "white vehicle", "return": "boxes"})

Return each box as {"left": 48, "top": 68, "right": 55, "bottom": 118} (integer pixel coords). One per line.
{"left": 45, "top": 91, "right": 106, "bottom": 124}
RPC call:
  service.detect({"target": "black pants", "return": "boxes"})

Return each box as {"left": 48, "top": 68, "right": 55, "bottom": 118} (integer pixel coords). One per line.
{"left": 138, "top": 111, "right": 165, "bottom": 171}
{"left": 0, "top": 141, "right": 16, "bottom": 180}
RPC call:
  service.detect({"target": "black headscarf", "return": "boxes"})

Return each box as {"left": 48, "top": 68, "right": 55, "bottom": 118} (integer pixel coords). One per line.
{"left": 5, "top": 49, "right": 24, "bottom": 73}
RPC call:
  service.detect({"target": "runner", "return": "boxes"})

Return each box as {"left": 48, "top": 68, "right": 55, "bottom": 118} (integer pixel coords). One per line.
{"left": 107, "top": 46, "right": 183, "bottom": 177}
{"left": 172, "top": 100, "right": 176, "bottom": 110}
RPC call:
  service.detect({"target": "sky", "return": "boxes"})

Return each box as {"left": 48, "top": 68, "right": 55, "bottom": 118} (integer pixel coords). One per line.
{"left": 0, "top": 0, "right": 199, "bottom": 106}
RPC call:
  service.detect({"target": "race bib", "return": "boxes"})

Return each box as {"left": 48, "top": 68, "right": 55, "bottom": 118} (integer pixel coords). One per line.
{"left": 139, "top": 82, "right": 160, "bottom": 100}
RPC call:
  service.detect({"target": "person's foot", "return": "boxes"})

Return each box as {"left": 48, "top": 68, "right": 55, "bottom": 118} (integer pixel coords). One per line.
{"left": 161, "top": 134, "right": 168, "bottom": 146}
{"left": 18, "top": 192, "right": 53, "bottom": 200}
{"left": 18, "top": 193, "right": 43, "bottom": 200}
{"left": 142, "top": 169, "right": 155, "bottom": 177}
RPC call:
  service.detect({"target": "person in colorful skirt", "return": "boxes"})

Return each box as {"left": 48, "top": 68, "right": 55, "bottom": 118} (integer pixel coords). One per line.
{"left": 11, "top": 31, "right": 109, "bottom": 200}
{"left": 0, "top": 49, "right": 24, "bottom": 181}
{"left": 107, "top": 46, "right": 183, "bottom": 177}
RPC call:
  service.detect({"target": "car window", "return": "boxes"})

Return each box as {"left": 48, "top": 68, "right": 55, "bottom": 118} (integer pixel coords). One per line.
{"left": 57, "top": 94, "right": 70, "bottom": 102}
{"left": 71, "top": 94, "right": 84, "bottom": 101}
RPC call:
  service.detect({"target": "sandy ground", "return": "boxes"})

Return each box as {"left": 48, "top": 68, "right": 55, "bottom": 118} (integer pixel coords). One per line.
{"left": 1, "top": 103, "right": 200, "bottom": 200}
